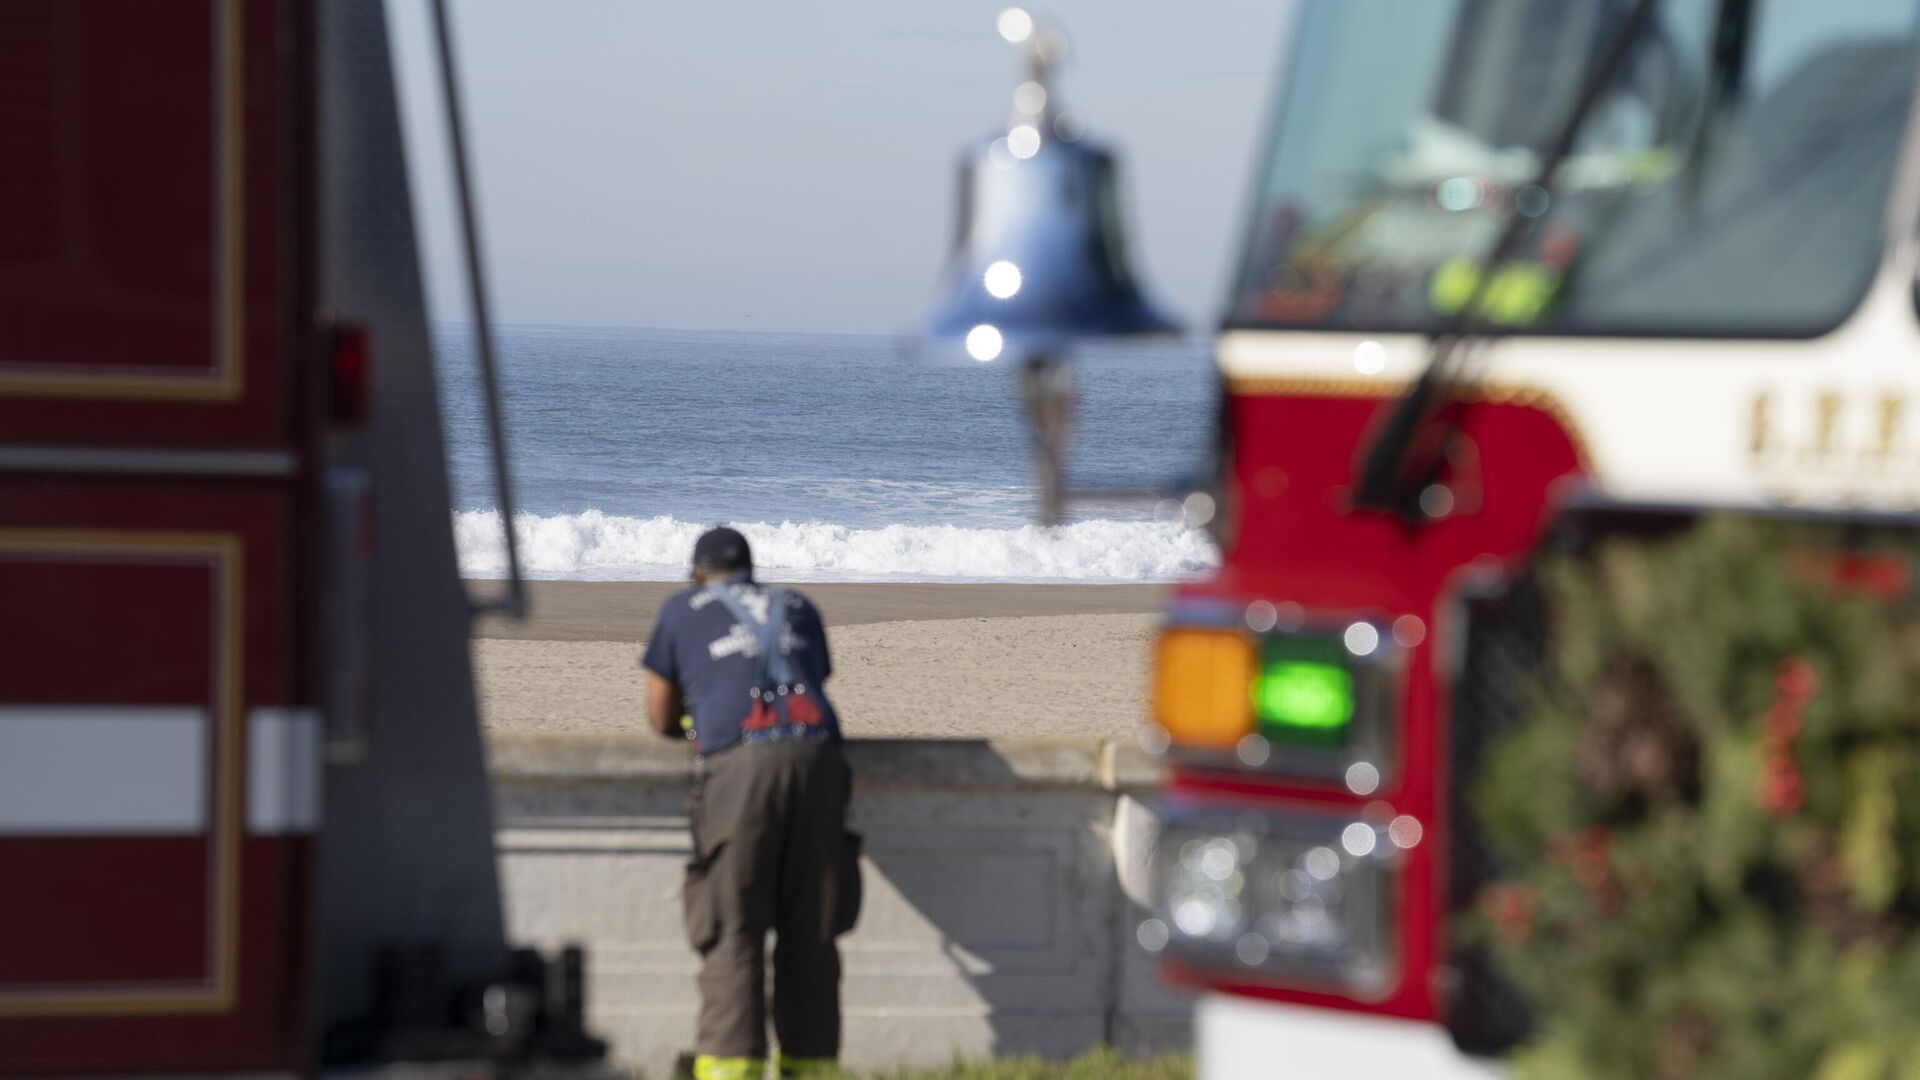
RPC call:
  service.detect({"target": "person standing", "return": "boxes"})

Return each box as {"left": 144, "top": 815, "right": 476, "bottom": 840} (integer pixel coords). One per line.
{"left": 641, "top": 527, "right": 859, "bottom": 1080}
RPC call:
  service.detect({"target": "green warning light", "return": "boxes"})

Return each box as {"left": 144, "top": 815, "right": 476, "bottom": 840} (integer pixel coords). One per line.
{"left": 1252, "top": 660, "right": 1354, "bottom": 736}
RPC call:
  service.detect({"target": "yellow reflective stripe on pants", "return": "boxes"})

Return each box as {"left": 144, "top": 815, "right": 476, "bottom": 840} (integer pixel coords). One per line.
{"left": 777, "top": 1055, "right": 839, "bottom": 1078}
{"left": 693, "top": 1055, "right": 764, "bottom": 1080}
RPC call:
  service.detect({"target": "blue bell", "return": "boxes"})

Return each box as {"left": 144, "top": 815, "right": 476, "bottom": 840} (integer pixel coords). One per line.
{"left": 925, "top": 12, "right": 1178, "bottom": 361}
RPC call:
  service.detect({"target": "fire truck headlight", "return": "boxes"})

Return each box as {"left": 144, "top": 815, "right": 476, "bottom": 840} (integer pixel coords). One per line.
{"left": 1164, "top": 836, "right": 1250, "bottom": 942}
{"left": 1151, "top": 806, "right": 1398, "bottom": 998}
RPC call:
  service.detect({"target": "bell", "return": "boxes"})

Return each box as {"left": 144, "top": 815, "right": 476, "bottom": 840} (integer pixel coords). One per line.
{"left": 924, "top": 11, "right": 1177, "bottom": 361}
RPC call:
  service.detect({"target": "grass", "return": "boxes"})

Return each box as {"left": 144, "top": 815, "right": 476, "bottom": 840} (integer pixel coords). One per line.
{"left": 654, "top": 1047, "right": 1193, "bottom": 1079}
{"left": 854, "top": 1048, "right": 1193, "bottom": 1080}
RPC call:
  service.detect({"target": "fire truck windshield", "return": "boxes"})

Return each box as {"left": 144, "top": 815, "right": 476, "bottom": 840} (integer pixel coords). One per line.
{"left": 1228, "top": 0, "right": 1920, "bottom": 339}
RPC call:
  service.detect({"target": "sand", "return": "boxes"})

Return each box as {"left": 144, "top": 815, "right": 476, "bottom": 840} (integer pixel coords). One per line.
{"left": 472, "top": 582, "right": 1165, "bottom": 739}
{"left": 475, "top": 581, "right": 1167, "bottom": 639}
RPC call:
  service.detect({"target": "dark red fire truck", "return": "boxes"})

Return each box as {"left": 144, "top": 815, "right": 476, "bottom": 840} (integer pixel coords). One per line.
{"left": 0, "top": 2, "right": 586, "bottom": 1075}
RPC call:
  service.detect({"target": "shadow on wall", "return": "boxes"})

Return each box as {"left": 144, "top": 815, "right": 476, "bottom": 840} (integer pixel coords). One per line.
{"left": 840, "top": 738, "right": 1188, "bottom": 1064}
{"left": 487, "top": 733, "right": 1191, "bottom": 1075}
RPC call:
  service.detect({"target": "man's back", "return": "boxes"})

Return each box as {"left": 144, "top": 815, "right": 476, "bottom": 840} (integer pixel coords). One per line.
{"left": 642, "top": 577, "right": 840, "bottom": 755}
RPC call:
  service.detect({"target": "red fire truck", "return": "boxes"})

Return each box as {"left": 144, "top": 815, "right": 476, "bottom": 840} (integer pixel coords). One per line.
{"left": 0, "top": 2, "right": 593, "bottom": 1075}
{"left": 1138, "top": 1, "right": 1920, "bottom": 1075}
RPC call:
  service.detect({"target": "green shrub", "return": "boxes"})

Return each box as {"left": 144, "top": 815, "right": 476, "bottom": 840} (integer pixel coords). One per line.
{"left": 1467, "top": 518, "right": 1920, "bottom": 1079}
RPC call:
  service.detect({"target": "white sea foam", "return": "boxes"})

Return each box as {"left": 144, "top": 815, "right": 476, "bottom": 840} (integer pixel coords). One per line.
{"left": 454, "top": 510, "right": 1217, "bottom": 583}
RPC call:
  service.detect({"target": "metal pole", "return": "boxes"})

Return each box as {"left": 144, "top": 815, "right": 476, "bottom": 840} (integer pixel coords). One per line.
{"left": 430, "top": 0, "right": 526, "bottom": 620}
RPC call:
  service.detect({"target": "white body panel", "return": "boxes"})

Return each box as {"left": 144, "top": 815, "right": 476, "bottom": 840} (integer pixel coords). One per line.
{"left": 1198, "top": 993, "right": 1499, "bottom": 1080}
{"left": 1218, "top": 274, "right": 1920, "bottom": 515}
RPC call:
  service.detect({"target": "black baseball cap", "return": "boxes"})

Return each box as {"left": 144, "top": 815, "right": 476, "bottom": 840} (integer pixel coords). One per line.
{"left": 691, "top": 526, "right": 752, "bottom": 576}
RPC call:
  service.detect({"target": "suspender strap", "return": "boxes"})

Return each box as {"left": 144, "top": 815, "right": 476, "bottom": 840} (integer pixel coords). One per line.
{"left": 704, "top": 583, "right": 796, "bottom": 687}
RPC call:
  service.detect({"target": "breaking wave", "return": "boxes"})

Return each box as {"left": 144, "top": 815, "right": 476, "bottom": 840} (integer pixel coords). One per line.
{"left": 454, "top": 510, "right": 1216, "bottom": 583}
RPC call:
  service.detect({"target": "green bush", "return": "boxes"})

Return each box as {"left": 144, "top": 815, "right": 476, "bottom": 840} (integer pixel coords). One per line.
{"left": 1467, "top": 518, "right": 1920, "bottom": 1079}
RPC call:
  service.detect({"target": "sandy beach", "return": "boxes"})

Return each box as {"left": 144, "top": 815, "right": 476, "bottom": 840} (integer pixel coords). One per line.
{"left": 473, "top": 581, "right": 1165, "bottom": 739}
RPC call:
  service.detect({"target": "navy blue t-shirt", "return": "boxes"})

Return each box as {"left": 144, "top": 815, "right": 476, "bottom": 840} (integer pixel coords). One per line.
{"left": 640, "top": 578, "right": 840, "bottom": 755}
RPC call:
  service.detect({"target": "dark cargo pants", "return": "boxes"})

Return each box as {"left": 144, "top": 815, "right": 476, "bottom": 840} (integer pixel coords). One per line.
{"left": 683, "top": 737, "right": 859, "bottom": 1062}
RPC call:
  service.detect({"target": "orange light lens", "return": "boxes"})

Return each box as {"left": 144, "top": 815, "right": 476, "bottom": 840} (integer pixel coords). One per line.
{"left": 1152, "top": 628, "right": 1255, "bottom": 750}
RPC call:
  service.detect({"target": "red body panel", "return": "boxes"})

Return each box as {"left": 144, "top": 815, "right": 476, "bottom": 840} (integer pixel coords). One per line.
{"left": 0, "top": 841, "right": 310, "bottom": 1071}
{"left": 0, "top": 0, "right": 285, "bottom": 448}
{"left": 1166, "top": 386, "right": 1584, "bottom": 1019}
{"left": 0, "top": 2, "right": 315, "bottom": 1072}
{"left": 0, "top": 482, "right": 306, "bottom": 1073}
{"left": 1, "top": 838, "right": 213, "bottom": 985}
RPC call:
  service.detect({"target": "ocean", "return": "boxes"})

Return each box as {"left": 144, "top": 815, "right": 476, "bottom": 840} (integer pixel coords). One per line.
{"left": 436, "top": 324, "right": 1220, "bottom": 582}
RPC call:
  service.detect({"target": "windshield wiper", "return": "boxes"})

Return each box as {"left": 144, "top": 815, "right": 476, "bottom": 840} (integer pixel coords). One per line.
{"left": 1351, "top": 0, "right": 1663, "bottom": 521}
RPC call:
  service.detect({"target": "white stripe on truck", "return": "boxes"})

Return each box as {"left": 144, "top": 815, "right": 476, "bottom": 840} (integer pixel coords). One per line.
{"left": 1198, "top": 993, "right": 1503, "bottom": 1079}
{"left": 0, "top": 707, "right": 209, "bottom": 835}
{"left": 246, "top": 707, "right": 321, "bottom": 834}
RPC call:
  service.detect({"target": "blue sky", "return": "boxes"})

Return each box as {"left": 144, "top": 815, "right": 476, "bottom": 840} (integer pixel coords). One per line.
{"left": 388, "top": 2, "right": 1293, "bottom": 334}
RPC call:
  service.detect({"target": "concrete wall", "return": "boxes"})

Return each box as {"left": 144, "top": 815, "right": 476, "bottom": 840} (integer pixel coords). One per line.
{"left": 488, "top": 735, "right": 1191, "bottom": 1076}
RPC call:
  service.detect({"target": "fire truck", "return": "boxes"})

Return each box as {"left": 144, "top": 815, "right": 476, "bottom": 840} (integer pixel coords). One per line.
{"left": 1134, "top": 1, "right": 1920, "bottom": 1075}
{"left": 0, "top": 2, "right": 596, "bottom": 1074}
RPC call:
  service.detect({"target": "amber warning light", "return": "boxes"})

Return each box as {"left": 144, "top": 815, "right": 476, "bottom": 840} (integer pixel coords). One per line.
{"left": 1150, "top": 610, "right": 1398, "bottom": 788}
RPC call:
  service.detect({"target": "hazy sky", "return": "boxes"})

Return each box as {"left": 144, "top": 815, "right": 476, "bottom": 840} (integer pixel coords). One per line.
{"left": 388, "top": 2, "right": 1293, "bottom": 335}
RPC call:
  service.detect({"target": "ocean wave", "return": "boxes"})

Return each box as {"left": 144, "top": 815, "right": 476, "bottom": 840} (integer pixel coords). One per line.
{"left": 454, "top": 510, "right": 1217, "bottom": 582}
